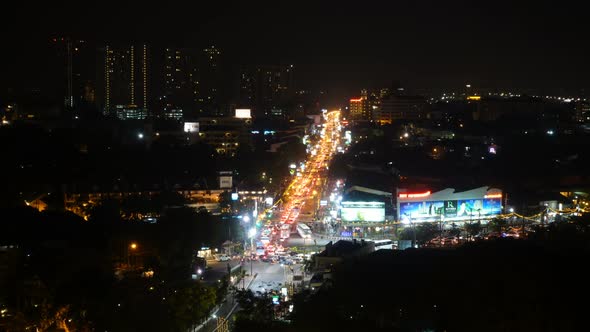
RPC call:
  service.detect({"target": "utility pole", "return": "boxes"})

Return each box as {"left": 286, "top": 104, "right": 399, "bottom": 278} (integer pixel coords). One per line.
{"left": 439, "top": 214, "right": 444, "bottom": 248}
{"left": 410, "top": 214, "right": 417, "bottom": 249}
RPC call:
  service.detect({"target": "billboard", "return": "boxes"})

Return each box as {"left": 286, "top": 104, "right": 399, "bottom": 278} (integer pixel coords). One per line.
{"left": 219, "top": 176, "right": 232, "bottom": 189}
{"left": 265, "top": 197, "right": 274, "bottom": 206}
{"left": 399, "top": 198, "right": 502, "bottom": 222}
{"left": 183, "top": 122, "right": 199, "bottom": 133}
{"left": 340, "top": 202, "right": 385, "bottom": 222}
{"left": 235, "top": 109, "right": 252, "bottom": 118}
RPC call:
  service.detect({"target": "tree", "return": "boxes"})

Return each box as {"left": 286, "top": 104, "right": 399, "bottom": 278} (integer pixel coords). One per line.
{"left": 415, "top": 222, "right": 439, "bottom": 245}
{"left": 169, "top": 282, "right": 217, "bottom": 331}
{"left": 234, "top": 289, "right": 275, "bottom": 325}
{"left": 488, "top": 217, "right": 506, "bottom": 233}
{"left": 464, "top": 221, "right": 482, "bottom": 238}
{"left": 449, "top": 223, "right": 461, "bottom": 237}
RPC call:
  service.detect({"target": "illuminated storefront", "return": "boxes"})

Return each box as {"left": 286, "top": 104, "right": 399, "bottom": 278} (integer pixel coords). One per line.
{"left": 397, "top": 186, "right": 503, "bottom": 223}
{"left": 340, "top": 201, "right": 386, "bottom": 222}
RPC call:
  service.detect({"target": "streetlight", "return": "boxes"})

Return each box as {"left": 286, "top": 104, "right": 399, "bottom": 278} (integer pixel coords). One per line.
{"left": 248, "top": 228, "right": 256, "bottom": 276}
{"left": 128, "top": 242, "right": 137, "bottom": 267}
{"left": 402, "top": 215, "right": 416, "bottom": 248}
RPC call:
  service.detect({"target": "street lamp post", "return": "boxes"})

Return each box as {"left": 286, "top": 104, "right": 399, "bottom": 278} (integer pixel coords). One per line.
{"left": 248, "top": 228, "right": 256, "bottom": 276}
{"left": 406, "top": 214, "right": 417, "bottom": 249}
{"left": 412, "top": 220, "right": 416, "bottom": 248}
{"left": 128, "top": 242, "right": 137, "bottom": 268}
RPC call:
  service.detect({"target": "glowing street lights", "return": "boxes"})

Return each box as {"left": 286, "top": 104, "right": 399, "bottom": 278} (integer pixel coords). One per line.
{"left": 248, "top": 228, "right": 257, "bottom": 254}
{"left": 128, "top": 242, "right": 138, "bottom": 267}
{"left": 248, "top": 228, "right": 257, "bottom": 276}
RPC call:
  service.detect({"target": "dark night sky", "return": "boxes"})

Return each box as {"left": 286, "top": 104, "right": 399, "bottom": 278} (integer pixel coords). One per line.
{"left": 2, "top": 0, "right": 589, "bottom": 99}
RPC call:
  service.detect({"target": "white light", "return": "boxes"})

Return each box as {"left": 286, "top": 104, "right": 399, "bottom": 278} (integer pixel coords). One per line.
{"left": 403, "top": 132, "right": 409, "bottom": 138}
{"left": 547, "top": 130, "right": 554, "bottom": 135}
{"left": 509, "top": 208, "right": 514, "bottom": 213}
{"left": 248, "top": 228, "right": 256, "bottom": 238}
{"left": 243, "top": 215, "right": 251, "bottom": 223}
{"left": 197, "top": 268, "right": 202, "bottom": 274}
{"left": 235, "top": 109, "right": 251, "bottom": 118}
{"left": 138, "top": 133, "right": 144, "bottom": 139}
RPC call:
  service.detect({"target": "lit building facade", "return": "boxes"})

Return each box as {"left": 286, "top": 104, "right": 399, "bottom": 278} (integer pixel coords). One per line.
{"left": 162, "top": 47, "right": 199, "bottom": 119}
{"left": 100, "top": 44, "right": 149, "bottom": 116}
{"left": 51, "top": 37, "right": 94, "bottom": 109}
{"left": 197, "top": 116, "right": 253, "bottom": 156}
{"left": 376, "top": 95, "right": 427, "bottom": 124}
{"left": 197, "top": 46, "right": 223, "bottom": 116}
{"left": 349, "top": 96, "right": 370, "bottom": 120}
{"left": 575, "top": 101, "right": 590, "bottom": 123}
{"left": 115, "top": 105, "right": 148, "bottom": 120}
{"left": 239, "top": 64, "right": 294, "bottom": 118}
{"left": 396, "top": 186, "right": 503, "bottom": 223}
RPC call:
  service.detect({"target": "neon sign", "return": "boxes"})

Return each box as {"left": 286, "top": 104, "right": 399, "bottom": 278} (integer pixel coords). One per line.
{"left": 398, "top": 191, "right": 431, "bottom": 199}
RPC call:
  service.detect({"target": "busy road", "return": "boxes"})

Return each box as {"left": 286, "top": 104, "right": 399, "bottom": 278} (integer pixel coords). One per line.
{"left": 243, "top": 110, "right": 341, "bottom": 294}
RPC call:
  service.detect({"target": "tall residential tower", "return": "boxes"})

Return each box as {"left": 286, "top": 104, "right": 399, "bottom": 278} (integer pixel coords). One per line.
{"left": 100, "top": 44, "right": 149, "bottom": 119}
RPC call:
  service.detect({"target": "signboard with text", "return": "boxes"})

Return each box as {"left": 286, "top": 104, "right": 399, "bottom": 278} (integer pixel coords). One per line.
{"left": 399, "top": 198, "right": 502, "bottom": 222}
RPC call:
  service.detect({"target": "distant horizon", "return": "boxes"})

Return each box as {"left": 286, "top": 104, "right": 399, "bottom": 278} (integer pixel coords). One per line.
{"left": 3, "top": 0, "right": 590, "bottom": 102}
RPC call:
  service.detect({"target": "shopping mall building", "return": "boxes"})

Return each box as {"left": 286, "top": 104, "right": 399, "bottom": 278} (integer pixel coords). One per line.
{"left": 396, "top": 186, "right": 504, "bottom": 223}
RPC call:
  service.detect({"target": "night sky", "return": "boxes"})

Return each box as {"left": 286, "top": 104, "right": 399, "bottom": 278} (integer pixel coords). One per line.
{"left": 2, "top": 0, "right": 589, "bottom": 98}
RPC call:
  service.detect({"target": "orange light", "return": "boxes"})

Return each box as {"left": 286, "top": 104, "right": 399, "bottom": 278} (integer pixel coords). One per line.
{"left": 399, "top": 191, "right": 431, "bottom": 199}
{"left": 349, "top": 97, "right": 363, "bottom": 102}
{"left": 484, "top": 193, "right": 502, "bottom": 199}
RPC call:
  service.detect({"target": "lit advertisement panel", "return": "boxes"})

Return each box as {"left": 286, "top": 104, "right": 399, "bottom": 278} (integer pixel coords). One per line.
{"left": 341, "top": 202, "right": 385, "bottom": 222}
{"left": 184, "top": 122, "right": 199, "bottom": 133}
{"left": 235, "top": 109, "right": 252, "bottom": 118}
{"left": 399, "top": 198, "right": 502, "bottom": 222}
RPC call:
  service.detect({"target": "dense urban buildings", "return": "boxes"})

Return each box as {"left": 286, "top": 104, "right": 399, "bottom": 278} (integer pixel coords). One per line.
{"left": 2, "top": 2, "right": 590, "bottom": 332}
{"left": 99, "top": 44, "right": 150, "bottom": 117}
{"left": 239, "top": 64, "right": 295, "bottom": 118}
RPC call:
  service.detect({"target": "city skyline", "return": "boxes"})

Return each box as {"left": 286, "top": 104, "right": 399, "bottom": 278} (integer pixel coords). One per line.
{"left": 2, "top": 2, "right": 590, "bottom": 330}
{"left": 2, "top": 0, "right": 589, "bottom": 102}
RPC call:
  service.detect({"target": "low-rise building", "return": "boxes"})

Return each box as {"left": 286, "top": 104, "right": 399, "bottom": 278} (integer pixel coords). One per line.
{"left": 312, "top": 239, "right": 375, "bottom": 271}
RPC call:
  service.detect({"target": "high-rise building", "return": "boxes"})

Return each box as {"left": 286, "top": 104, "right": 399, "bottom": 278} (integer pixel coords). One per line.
{"left": 197, "top": 46, "right": 223, "bottom": 116}
{"left": 161, "top": 47, "right": 199, "bottom": 119}
{"left": 51, "top": 37, "right": 94, "bottom": 109}
{"left": 349, "top": 96, "right": 370, "bottom": 121}
{"left": 376, "top": 94, "right": 427, "bottom": 124}
{"left": 238, "top": 64, "right": 294, "bottom": 118}
{"left": 99, "top": 44, "right": 149, "bottom": 117}
{"left": 575, "top": 101, "right": 590, "bottom": 123}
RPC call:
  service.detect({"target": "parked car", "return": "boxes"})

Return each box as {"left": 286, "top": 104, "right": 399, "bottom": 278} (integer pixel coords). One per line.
{"left": 217, "top": 255, "right": 231, "bottom": 262}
